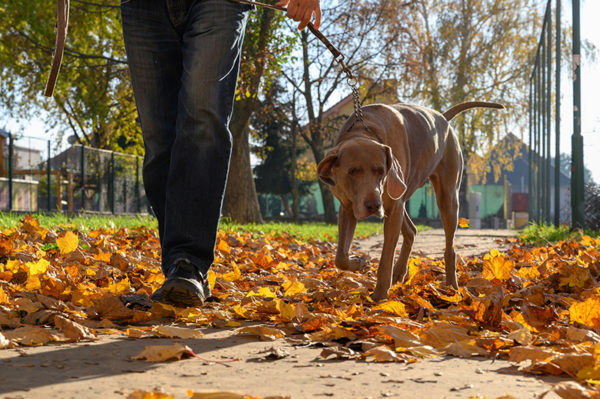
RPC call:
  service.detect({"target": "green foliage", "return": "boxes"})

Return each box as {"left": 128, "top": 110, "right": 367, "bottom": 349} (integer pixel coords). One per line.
{"left": 519, "top": 222, "right": 599, "bottom": 245}
{"left": 0, "top": 1, "right": 140, "bottom": 153}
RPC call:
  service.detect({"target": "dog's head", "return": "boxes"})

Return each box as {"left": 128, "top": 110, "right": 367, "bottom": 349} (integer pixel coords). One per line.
{"left": 317, "top": 138, "right": 406, "bottom": 219}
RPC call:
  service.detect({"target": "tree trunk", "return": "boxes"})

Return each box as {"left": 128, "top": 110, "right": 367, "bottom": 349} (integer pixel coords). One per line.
{"left": 319, "top": 181, "right": 337, "bottom": 223}
{"left": 221, "top": 8, "right": 276, "bottom": 224}
{"left": 222, "top": 104, "right": 263, "bottom": 223}
{"left": 290, "top": 122, "right": 299, "bottom": 222}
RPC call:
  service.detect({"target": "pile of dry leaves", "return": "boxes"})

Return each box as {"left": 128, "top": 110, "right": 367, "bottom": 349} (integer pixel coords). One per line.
{"left": 1, "top": 216, "right": 600, "bottom": 397}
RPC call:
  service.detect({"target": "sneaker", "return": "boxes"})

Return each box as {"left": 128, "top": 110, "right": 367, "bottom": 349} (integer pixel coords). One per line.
{"left": 150, "top": 259, "right": 211, "bottom": 307}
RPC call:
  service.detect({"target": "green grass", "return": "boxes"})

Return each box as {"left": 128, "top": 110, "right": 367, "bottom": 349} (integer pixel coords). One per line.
{"left": 221, "top": 220, "right": 432, "bottom": 241}
{"left": 0, "top": 212, "right": 158, "bottom": 232}
{"left": 519, "top": 222, "right": 600, "bottom": 245}
{"left": 0, "top": 212, "right": 432, "bottom": 241}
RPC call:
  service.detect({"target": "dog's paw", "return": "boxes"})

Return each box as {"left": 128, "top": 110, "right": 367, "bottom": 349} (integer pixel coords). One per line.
{"left": 370, "top": 289, "right": 389, "bottom": 302}
{"left": 336, "top": 255, "right": 367, "bottom": 272}
{"left": 346, "top": 255, "right": 367, "bottom": 271}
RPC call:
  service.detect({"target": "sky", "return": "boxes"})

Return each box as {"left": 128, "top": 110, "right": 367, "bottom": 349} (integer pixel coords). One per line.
{"left": 3, "top": 0, "right": 600, "bottom": 181}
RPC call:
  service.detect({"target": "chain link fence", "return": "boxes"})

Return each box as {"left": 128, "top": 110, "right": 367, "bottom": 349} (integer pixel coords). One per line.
{"left": 0, "top": 131, "right": 149, "bottom": 214}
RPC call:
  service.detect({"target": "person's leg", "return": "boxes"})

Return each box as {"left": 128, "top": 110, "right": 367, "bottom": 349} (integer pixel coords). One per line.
{"left": 161, "top": 0, "right": 250, "bottom": 276}
{"left": 120, "top": 0, "right": 182, "bottom": 260}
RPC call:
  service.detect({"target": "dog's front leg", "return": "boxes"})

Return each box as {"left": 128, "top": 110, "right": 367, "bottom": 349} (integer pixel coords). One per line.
{"left": 334, "top": 207, "right": 364, "bottom": 271}
{"left": 372, "top": 203, "right": 404, "bottom": 301}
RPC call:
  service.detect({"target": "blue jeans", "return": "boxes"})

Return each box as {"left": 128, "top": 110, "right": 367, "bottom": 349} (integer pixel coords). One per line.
{"left": 121, "top": 0, "right": 250, "bottom": 276}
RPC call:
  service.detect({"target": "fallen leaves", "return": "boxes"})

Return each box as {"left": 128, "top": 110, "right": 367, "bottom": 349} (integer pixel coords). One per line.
{"left": 2, "top": 216, "right": 600, "bottom": 392}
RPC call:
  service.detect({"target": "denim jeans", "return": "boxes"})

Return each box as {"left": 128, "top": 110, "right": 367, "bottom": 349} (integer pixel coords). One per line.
{"left": 121, "top": 0, "right": 251, "bottom": 276}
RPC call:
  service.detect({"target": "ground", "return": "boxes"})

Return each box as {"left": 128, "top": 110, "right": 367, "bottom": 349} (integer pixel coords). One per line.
{"left": 0, "top": 229, "right": 574, "bottom": 399}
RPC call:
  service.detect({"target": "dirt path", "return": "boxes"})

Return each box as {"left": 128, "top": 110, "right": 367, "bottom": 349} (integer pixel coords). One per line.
{"left": 0, "top": 229, "right": 571, "bottom": 399}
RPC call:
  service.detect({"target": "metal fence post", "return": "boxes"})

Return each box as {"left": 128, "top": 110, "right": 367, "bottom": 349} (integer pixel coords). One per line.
{"left": 81, "top": 145, "right": 85, "bottom": 212}
{"left": 545, "top": 13, "right": 552, "bottom": 224}
{"left": 136, "top": 156, "right": 141, "bottom": 212}
{"left": 111, "top": 151, "right": 115, "bottom": 214}
{"left": 47, "top": 140, "right": 51, "bottom": 211}
{"left": 8, "top": 134, "right": 13, "bottom": 212}
{"left": 528, "top": 78, "right": 533, "bottom": 222}
{"left": 571, "top": 0, "right": 584, "bottom": 228}
{"left": 554, "top": 0, "right": 561, "bottom": 226}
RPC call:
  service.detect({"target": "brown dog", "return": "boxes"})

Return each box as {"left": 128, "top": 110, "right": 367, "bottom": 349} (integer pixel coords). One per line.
{"left": 317, "top": 101, "right": 504, "bottom": 300}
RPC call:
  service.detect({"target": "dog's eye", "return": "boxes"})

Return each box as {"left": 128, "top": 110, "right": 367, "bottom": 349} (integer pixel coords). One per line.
{"left": 374, "top": 167, "right": 385, "bottom": 176}
{"left": 348, "top": 168, "right": 361, "bottom": 177}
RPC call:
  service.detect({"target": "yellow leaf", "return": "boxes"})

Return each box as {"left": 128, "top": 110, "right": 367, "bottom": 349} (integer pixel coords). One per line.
{"left": 276, "top": 299, "right": 296, "bottom": 322}
{"left": 94, "top": 250, "right": 112, "bottom": 263}
{"left": 283, "top": 280, "right": 306, "bottom": 296}
{"left": 247, "top": 286, "right": 276, "bottom": 298}
{"left": 127, "top": 390, "right": 174, "bottom": 399}
{"left": 187, "top": 391, "right": 261, "bottom": 399}
{"left": 372, "top": 300, "right": 408, "bottom": 317}
{"left": 0, "top": 286, "right": 8, "bottom": 304}
{"left": 207, "top": 270, "right": 216, "bottom": 290}
{"left": 222, "top": 262, "right": 241, "bottom": 282}
{"left": 25, "top": 274, "right": 41, "bottom": 291}
{"left": 57, "top": 231, "right": 79, "bottom": 254}
{"left": 25, "top": 258, "right": 50, "bottom": 276}
{"left": 482, "top": 250, "right": 514, "bottom": 280}
{"left": 153, "top": 325, "right": 204, "bottom": 339}
{"left": 217, "top": 240, "right": 231, "bottom": 254}
{"left": 4, "top": 259, "right": 20, "bottom": 272}
{"left": 232, "top": 304, "right": 249, "bottom": 318}
{"left": 458, "top": 218, "right": 469, "bottom": 228}
{"left": 570, "top": 296, "right": 600, "bottom": 329}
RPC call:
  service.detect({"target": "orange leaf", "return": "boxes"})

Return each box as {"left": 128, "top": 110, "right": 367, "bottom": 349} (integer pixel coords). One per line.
{"left": 569, "top": 296, "right": 600, "bottom": 329}
{"left": 458, "top": 218, "right": 469, "bottom": 228}
{"left": 57, "top": 231, "right": 79, "bottom": 254}
{"left": 482, "top": 249, "right": 514, "bottom": 280}
{"left": 372, "top": 300, "right": 408, "bottom": 317}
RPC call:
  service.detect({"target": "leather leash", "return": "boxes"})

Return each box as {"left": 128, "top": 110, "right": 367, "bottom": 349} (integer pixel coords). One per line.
{"left": 44, "top": 0, "right": 70, "bottom": 97}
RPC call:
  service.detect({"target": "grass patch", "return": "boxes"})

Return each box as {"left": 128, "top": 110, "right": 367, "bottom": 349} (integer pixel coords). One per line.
{"left": 520, "top": 222, "right": 600, "bottom": 245}
{"left": 0, "top": 212, "right": 157, "bottom": 232}
{"left": 0, "top": 212, "right": 432, "bottom": 242}
{"left": 221, "top": 220, "right": 432, "bottom": 241}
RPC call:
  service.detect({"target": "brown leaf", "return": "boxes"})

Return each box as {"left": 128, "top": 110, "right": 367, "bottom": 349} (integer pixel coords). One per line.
{"left": 54, "top": 315, "right": 96, "bottom": 342}
{"left": 3, "top": 326, "right": 60, "bottom": 346}
{"left": 235, "top": 325, "right": 286, "bottom": 341}
{"left": 131, "top": 343, "right": 197, "bottom": 362}
{"left": 92, "top": 295, "right": 135, "bottom": 321}
{"left": 363, "top": 345, "right": 413, "bottom": 363}
{"left": 509, "top": 346, "right": 555, "bottom": 363}
{"left": 153, "top": 325, "right": 204, "bottom": 339}
{"left": 539, "top": 381, "right": 598, "bottom": 399}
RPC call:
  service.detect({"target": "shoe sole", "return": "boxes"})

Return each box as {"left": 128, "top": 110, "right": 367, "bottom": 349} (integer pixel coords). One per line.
{"left": 152, "top": 277, "right": 205, "bottom": 307}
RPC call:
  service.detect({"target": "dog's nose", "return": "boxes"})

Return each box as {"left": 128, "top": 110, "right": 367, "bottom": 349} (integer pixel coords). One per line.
{"left": 364, "top": 199, "right": 381, "bottom": 214}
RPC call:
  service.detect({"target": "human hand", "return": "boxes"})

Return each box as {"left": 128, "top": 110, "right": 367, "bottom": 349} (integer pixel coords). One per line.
{"left": 275, "top": 0, "right": 321, "bottom": 30}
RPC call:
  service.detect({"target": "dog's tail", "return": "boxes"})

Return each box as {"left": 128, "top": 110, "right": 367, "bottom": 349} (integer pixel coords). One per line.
{"left": 443, "top": 101, "right": 505, "bottom": 121}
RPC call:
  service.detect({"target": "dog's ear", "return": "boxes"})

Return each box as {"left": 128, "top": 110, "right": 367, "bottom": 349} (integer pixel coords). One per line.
{"left": 384, "top": 145, "right": 406, "bottom": 200}
{"left": 317, "top": 148, "right": 339, "bottom": 186}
